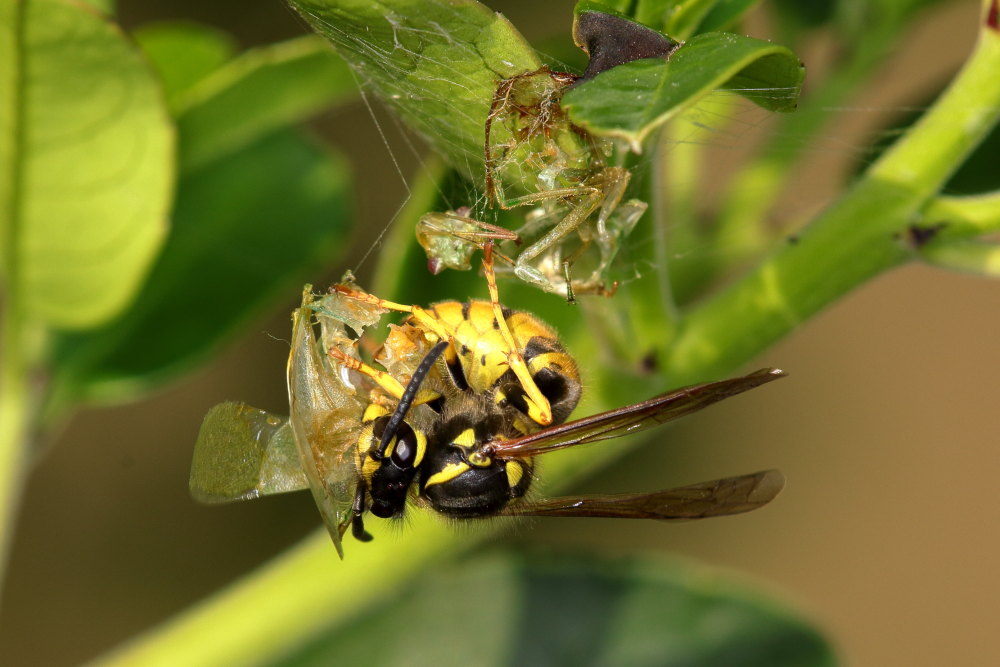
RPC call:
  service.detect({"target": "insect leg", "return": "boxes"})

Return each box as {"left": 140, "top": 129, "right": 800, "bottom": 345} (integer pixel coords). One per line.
{"left": 416, "top": 210, "right": 518, "bottom": 274}
{"left": 508, "top": 187, "right": 604, "bottom": 298}
{"left": 483, "top": 242, "right": 554, "bottom": 426}
{"left": 350, "top": 481, "right": 373, "bottom": 542}
{"left": 332, "top": 285, "right": 454, "bottom": 345}
{"left": 328, "top": 347, "right": 441, "bottom": 406}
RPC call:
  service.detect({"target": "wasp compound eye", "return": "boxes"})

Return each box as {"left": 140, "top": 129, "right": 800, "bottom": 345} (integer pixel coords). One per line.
{"left": 367, "top": 420, "right": 426, "bottom": 519}
{"left": 389, "top": 423, "right": 419, "bottom": 468}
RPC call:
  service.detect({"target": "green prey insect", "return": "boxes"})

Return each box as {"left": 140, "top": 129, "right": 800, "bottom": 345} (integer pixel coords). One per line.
{"left": 416, "top": 12, "right": 679, "bottom": 301}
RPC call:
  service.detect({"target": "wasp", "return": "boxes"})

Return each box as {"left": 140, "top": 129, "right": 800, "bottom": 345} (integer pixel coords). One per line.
{"left": 191, "top": 246, "right": 785, "bottom": 557}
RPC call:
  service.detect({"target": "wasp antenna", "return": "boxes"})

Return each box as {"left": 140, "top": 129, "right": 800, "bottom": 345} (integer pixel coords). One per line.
{"left": 377, "top": 340, "right": 449, "bottom": 457}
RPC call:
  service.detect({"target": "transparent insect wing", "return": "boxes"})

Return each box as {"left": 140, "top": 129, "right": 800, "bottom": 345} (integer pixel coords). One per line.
{"left": 492, "top": 369, "right": 786, "bottom": 458}
{"left": 190, "top": 402, "right": 308, "bottom": 504}
{"left": 288, "top": 288, "right": 373, "bottom": 557}
{"left": 505, "top": 470, "right": 784, "bottom": 520}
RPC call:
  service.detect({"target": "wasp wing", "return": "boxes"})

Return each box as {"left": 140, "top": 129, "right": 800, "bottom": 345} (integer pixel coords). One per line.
{"left": 492, "top": 368, "right": 785, "bottom": 458}
{"left": 190, "top": 402, "right": 308, "bottom": 504}
{"left": 504, "top": 470, "right": 783, "bottom": 520}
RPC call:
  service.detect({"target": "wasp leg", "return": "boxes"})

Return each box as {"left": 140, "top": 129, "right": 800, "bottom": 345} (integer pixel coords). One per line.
{"left": 483, "top": 241, "right": 554, "bottom": 426}
{"left": 331, "top": 285, "right": 455, "bottom": 345}
{"left": 328, "top": 347, "right": 441, "bottom": 407}
{"left": 351, "top": 481, "right": 373, "bottom": 542}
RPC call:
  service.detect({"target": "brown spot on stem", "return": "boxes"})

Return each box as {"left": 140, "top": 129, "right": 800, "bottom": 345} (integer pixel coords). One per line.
{"left": 907, "top": 223, "right": 947, "bottom": 248}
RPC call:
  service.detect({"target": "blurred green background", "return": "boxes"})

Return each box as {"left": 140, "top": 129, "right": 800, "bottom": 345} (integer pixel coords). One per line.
{"left": 2, "top": 0, "right": 997, "bottom": 664}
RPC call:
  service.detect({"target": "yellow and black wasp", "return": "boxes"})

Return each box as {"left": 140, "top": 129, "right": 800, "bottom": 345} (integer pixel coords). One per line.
{"left": 191, "top": 246, "right": 785, "bottom": 557}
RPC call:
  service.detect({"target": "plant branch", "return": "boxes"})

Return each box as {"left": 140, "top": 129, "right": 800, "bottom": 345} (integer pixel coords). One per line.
{"left": 708, "top": 8, "right": 930, "bottom": 275}
{"left": 919, "top": 238, "right": 1000, "bottom": 277}
{"left": 921, "top": 190, "right": 1000, "bottom": 238}
{"left": 0, "top": 305, "right": 33, "bottom": 597}
{"left": 664, "top": 12, "right": 1000, "bottom": 383}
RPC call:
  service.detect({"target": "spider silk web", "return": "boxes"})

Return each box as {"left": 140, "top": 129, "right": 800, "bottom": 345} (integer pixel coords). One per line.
{"left": 292, "top": 0, "right": 983, "bottom": 291}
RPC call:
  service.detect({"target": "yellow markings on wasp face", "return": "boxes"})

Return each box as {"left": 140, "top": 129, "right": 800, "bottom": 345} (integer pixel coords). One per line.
{"left": 452, "top": 428, "right": 476, "bottom": 449}
{"left": 423, "top": 461, "right": 470, "bottom": 488}
{"left": 362, "top": 403, "right": 391, "bottom": 423}
{"left": 355, "top": 423, "right": 381, "bottom": 480}
{"left": 505, "top": 460, "right": 525, "bottom": 489}
{"left": 413, "top": 428, "right": 428, "bottom": 468}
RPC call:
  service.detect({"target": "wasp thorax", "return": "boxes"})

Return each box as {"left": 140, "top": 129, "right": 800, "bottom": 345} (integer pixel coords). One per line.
{"left": 419, "top": 397, "right": 533, "bottom": 517}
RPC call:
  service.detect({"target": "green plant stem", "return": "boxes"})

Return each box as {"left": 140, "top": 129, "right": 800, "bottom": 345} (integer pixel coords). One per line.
{"left": 0, "top": 308, "right": 31, "bottom": 595}
{"left": 0, "top": 0, "right": 29, "bottom": 593}
{"left": 920, "top": 238, "right": 1000, "bottom": 277}
{"left": 922, "top": 190, "right": 1000, "bottom": 237}
{"left": 664, "top": 12, "right": 1000, "bottom": 382}
{"left": 96, "top": 517, "right": 455, "bottom": 667}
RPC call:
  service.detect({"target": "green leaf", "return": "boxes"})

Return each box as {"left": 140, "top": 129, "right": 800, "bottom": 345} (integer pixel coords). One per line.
{"left": 697, "top": 0, "right": 763, "bottom": 33}
{"left": 51, "top": 129, "right": 352, "bottom": 404}
{"left": 133, "top": 21, "right": 238, "bottom": 106}
{"left": 288, "top": 0, "right": 540, "bottom": 183}
{"left": 80, "top": 0, "right": 115, "bottom": 15}
{"left": 0, "top": 0, "right": 173, "bottom": 330}
{"left": 561, "top": 31, "right": 803, "bottom": 148}
{"left": 282, "top": 551, "right": 835, "bottom": 667}
{"left": 176, "top": 35, "right": 357, "bottom": 172}
{"left": 591, "top": 0, "right": 762, "bottom": 39}
{"left": 579, "top": 0, "right": 632, "bottom": 14}
{"left": 576, "top": 1, "right": 764, "bottom": 43}
{"left": 770, "top": 0, "right": 836, "bottom": 29}
{"left": 640, "top": 0, "right": 720, "bottom": 38}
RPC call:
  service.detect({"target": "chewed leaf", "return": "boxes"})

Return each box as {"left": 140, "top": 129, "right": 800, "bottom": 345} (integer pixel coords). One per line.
{"left": 3, "top": 0, "right": 173, "bottom": 329}
{"left": 288, "top": 0, "right": 540, "bottom": 183}
{"left": 562, "top": 31, "right": 804, "bottom": 148}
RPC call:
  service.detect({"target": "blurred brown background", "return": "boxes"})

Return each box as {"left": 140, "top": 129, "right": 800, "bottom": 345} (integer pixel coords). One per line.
{"left": 2, "top": 1, "right": 997, "bottom": 665}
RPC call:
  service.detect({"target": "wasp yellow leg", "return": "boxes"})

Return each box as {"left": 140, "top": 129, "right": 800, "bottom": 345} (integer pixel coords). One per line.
{"left": 331, "top": 284, "right": 416, "bottom": 315}
{"left": 483, "top": 242, "right": 554, "bottom": 426}
{"left": 329, "top": 346, "right": 442, "bottom": 406}
{"left": 332, "top": 285, "right": 454, "bottom": 344}
{"left": 328, "top": 347, "right": 408, "bottom": 399}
